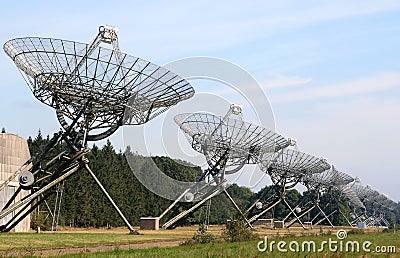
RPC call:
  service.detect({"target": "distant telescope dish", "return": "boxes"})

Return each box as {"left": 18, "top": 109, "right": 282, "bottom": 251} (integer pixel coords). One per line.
{"left": 349, "top": 183, "right": 396, "bottom": 226}
{"left": 302, "top": 166, "right": 353, "bottom": 189}
{"left": 175, "top": 108, "right": 290, "bottom": 174}
{"left": 260, "top": 149, "right": 330, "bottom": 182}
{"left": 338, "top": 185, "right": 365, "bottom": 209}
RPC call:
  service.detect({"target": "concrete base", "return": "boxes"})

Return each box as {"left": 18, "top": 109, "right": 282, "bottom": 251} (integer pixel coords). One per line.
{"left": 253, "top": 218, "right": 273, "bottom": 228}
{"left": 274, "top": 220, "right": 284, "bottom": 229}
{"left": 139, "top": 217, "right": 159, "bottom": 230}
{"left": 304, "top": 221, "right": 312, "bottom": 228}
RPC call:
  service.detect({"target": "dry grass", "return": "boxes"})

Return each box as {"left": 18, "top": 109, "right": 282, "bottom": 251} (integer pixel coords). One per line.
{"left": 0, "top": 225, "right": 383, "bottom": 254}
{"left": 0, "top": 225, "right": 219, "bottom": 252}
{"left": 60, "top": 230, "right": 400, "bottom": 258}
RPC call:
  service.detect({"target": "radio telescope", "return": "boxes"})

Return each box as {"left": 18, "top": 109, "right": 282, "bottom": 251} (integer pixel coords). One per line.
{"left": 345, "top": 183, "right": 375, "bottom": 226}
{"left": 159, "top": 104, "right": 291, "bottom": 229}
{"left": 247, "top": 149, "right": 330, "bottom": 229}
{"left": 363, "top": 192, "right": 394, "bottom": 227}
{"left": 349, "top": 184, "right": 395, "bottom": 227}
{"left": 1, "top": 25, "right": 194, "bottom": 232}
{"left": 284, "top": 167, "right": 355, "bottom": 228}
{"left": 330, "top": 183, "right": 365, "bottom": 226}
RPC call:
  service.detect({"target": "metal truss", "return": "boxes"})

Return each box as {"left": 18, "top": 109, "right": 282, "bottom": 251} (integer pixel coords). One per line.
{"left": 349, "top": 183, "right": 396, "bottom": 228}
{"left": 160, "top": 104, "right": 291, "bottom": 229}
{"left": 174, "top": 106, "right": 291, "bottom": 174}
{"left": 4, "top": 25, "right": 194, "bottom": 141}
{"left": 333, "top": 183, "right": 366, "bottom": 227}
{"left": 2, "top": 25, "right": 194, "bottom": 232}
{"left": 286, "top": 167, "right": 355, "bottom": 228}
{"left": 247, "top": 149, "right": 330, "bottom": 229}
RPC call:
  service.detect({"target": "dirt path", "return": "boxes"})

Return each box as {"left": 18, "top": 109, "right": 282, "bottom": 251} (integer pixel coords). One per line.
{"left": 0, "top": 240, "right": 182, "bottom": 257}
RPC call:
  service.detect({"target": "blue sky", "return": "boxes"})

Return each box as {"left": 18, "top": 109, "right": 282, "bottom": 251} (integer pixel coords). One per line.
{"left": 1, "top": 1, "right": 400, "bottom": 200}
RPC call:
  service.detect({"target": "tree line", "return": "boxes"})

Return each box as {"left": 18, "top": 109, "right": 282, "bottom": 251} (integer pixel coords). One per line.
{"left": 22, "top": 130, "right": 400, "bottom": 229}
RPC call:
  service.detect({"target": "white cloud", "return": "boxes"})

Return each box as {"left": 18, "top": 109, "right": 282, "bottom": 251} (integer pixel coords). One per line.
{"left": 270, "top": 71, "right": 400, "bottom": 103}
{"left": 191, "top": 74, "right": 312, "bottom": 97}
{"left": 2, "top": 1, "right": 400, "bottom": 61}
{"left": 134, "top": 1, "right": 400, "bottom": 56}
{"left": 264, "top": 75, "right": 312, "bottom": 89}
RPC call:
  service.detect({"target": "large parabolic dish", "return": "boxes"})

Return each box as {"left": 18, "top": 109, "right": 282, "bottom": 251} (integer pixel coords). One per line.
{"left": 351, "top": 184, "right": 379, "bottom": 206}
{"left": 302, "top": 166, "right": 354, "bottom": 189}
{"left": 175, "top": 110, "right": 290, "bottom": 174}
{"left": 0, "top": 25, "right": 195, "bottom": 233}
{"left": 260, "top": 149, "right": 331, "bottom": 185}
{"left": 4, "top": 26, "right": 194, "bottom": 140}
{"left": 339, "top": 184, "right": 365, "bottom": 209}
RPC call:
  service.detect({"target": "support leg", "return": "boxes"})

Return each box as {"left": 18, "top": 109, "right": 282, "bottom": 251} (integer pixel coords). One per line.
{"left": 162, "top": 186, "right": 224, "bottom": 229}
{"left": 248, "top": 196, "right": 283, "bottom": 223}
{"left": 84, "top": 164, "right": 136, "bottom": 233}
{"left": 158, "top": 188, "right": 190, "bottom": 220}
{"left": 286, "top": 202, "right": 317, "bottom": 228}
{"left": 314, "top": 210, "right": 336, "bottom": 227}
{"left": 282, "top": 198, "right": 306, "bottom": 229}
{"left": 223, "top": 189, "right": 253, "bottom": 229}
{"left": 0, "top": 163, "right": 81, "bottom": 221}
{"left": 1, "top": 192, "right": 53, "bottom": 232}
{"left": 338, "top": 208, "right": 353, "bottom": 227}
{"left": 315, "top": 204, "right": 334, "bottom": 228}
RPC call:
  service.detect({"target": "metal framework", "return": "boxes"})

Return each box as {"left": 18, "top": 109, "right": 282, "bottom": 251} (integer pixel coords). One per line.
{"left": 247, "top": 148, "right": 330, "bottom": 229}
{"left": 286, "top": 167, "right": 355, "bottom": 228}
{"left": 349, "top": 184, "right": 377, "bottom": 226}
{"left": 4, "top": 26, "right": 193, "bottom": 141}
{"left": 1, "top": 25, "right": 194, "bottom": 232}
{"left": 328, "top": 183, "right": 365, "bottom": 227}
{"left": 337, "top": 184, "right": 365, "bottom": 211}
{"left": 159, "top": 104, "right": 291, "bottom": 229}
{"left": 349, "top": 184, "right": 396, "bottom": 227}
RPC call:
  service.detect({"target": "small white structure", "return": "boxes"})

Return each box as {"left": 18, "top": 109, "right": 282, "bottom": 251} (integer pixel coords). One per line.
{"left": 139, "top": 217, "right": 159, "bottom": 230}
{"left": 0, "top": 133, "right": 31, "bottom": 232}
{"left": 253, "top": 218, "right": 274, "bottom": 228}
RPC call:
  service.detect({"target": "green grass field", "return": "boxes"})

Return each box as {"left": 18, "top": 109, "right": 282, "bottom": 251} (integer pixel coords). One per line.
{"left": 0, "top": 227, "right": 197, "bottom": 252}
{"left": 1, "top": 227, "right": 399, "bottom": 257}
{"left": 59, "top": 230, "right": 400, "bottom": 257}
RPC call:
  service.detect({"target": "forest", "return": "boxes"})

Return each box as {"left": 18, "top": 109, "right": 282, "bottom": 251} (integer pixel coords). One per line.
{"left": 23, "top": 130, "right": 400, "bottom": 230}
